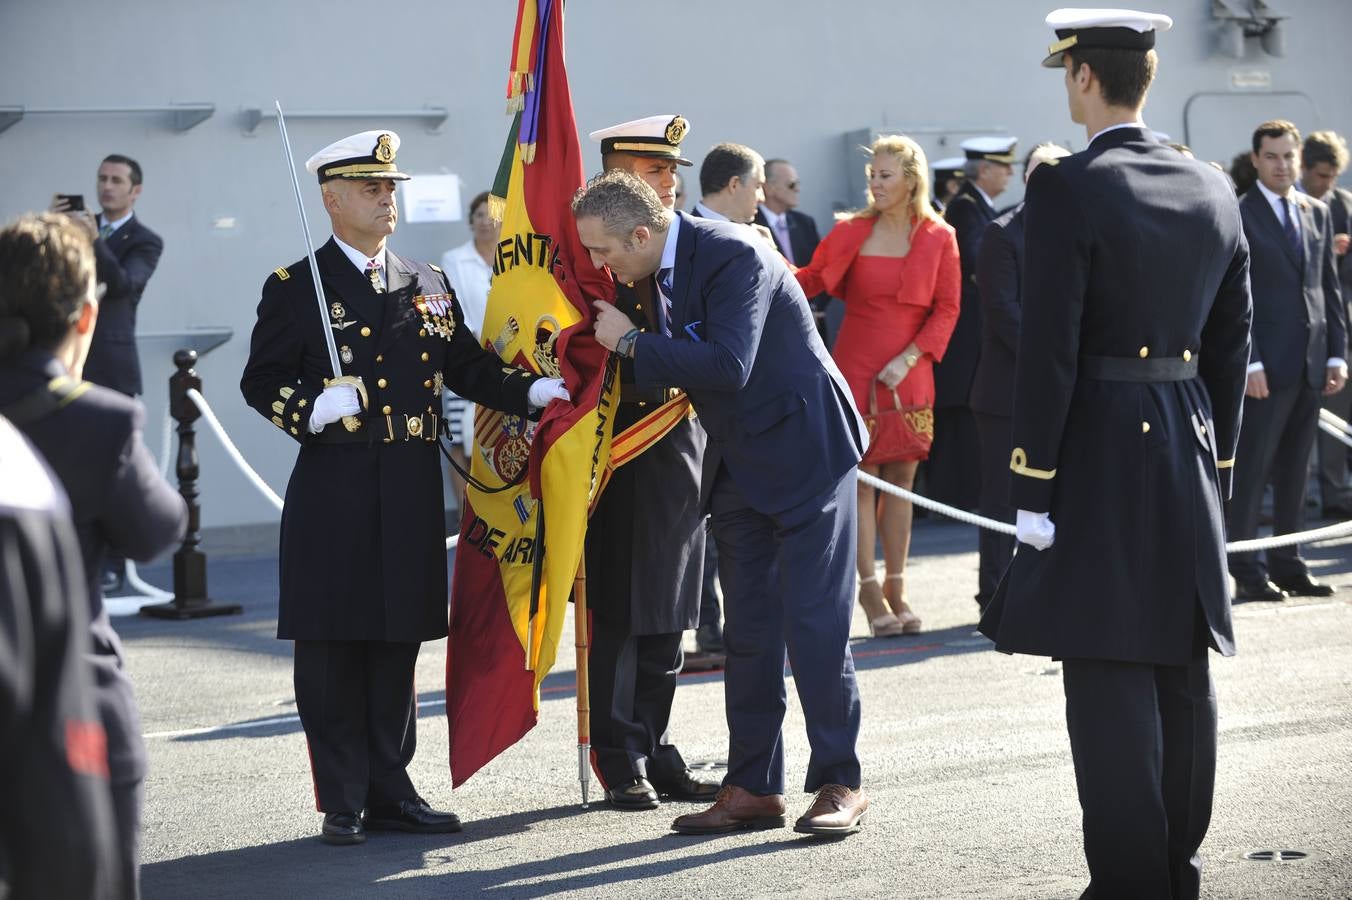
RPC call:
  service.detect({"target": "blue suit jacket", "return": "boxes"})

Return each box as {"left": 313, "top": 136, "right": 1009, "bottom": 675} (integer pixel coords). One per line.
{"left": 633, "top": 212, "right": 866, "bottom": 515}
{"left": 85, "top": 214, "right": 163, "bottom": 396}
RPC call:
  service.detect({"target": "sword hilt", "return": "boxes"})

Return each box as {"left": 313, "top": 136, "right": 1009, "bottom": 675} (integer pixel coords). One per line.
{"left": 324, "top": 375, "right": 368, "bottom": 433}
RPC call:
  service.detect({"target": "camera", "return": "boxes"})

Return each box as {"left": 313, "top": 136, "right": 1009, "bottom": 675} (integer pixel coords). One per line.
{"left": 57, "top": 194, "right": 85, "bottom": 212}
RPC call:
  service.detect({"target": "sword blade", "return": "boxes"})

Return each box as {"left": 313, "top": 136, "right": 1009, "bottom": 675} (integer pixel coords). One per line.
{"left": 274, "top": 100, "right": 342, "bottom": 379}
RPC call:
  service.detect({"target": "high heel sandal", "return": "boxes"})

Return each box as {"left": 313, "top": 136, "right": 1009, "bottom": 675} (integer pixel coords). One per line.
{"left": 859, "top": 575, "right": 906, "bottom": 637}
{"left": 884, "top": 573, "right": 923, "bottom": 634}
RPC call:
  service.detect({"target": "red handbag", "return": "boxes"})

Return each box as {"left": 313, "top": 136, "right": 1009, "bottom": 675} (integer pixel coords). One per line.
{"left": 862, "top": 382, "right": 934, "bottom": 464}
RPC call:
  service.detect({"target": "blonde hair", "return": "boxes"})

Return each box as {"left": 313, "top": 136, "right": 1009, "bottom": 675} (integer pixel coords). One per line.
{"left": 848, "top": 134, "right": 942, "bottom": 224}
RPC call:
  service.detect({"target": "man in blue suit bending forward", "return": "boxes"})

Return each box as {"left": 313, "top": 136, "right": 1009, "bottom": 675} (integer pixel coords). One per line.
{"left": 574, "top": 170, "right": 871, "bottom": 837}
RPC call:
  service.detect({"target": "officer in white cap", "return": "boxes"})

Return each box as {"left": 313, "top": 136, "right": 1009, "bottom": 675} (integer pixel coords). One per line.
{"left": 241, "top": 130, "right": 567, "bottom": 845}
{"left": 930, "top": 155, "right": 966, "bottom": 212}
{"left": 979, "top": 10, "right": 1252, "bottom": 899}
{"left": 577, "top": 115, "right": 720, "bottom": 811}
{"left": 931, "top": 134, "right": 1018, "bottom": 516}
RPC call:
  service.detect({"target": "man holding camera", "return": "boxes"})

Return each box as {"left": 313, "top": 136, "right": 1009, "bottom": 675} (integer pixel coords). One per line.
{"left": 51, "top": 154, "right": 163, "bottom": 398}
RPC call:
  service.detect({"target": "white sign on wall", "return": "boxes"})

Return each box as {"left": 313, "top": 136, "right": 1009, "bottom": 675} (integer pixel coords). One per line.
{"left": 400, "top": 174, "right": 463, "bottom": 223}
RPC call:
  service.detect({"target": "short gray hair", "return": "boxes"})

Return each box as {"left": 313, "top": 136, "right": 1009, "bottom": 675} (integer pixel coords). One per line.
{"left": 571, "top": 169, "right": 673, "bottom": 237}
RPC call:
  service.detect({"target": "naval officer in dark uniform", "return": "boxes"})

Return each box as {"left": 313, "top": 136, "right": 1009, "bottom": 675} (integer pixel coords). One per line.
{"left": 930, "top": 135, "right": 1017, "bottom": 513}
{"left": 0, "top": 212, "right": 187, "bottom": 899}
{"left": 980, "top": 11, "right": 1252, "bottom": 899}
{"left": 241, "top": 131, "right": 566, "bottom": 845}
{"left": 581, "top": 115, "right": 718, "bottom": 810}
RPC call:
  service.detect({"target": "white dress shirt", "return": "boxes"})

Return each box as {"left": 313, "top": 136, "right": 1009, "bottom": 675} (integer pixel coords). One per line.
{"left": 693, "top": 201, "right": 729, "bottom": 222}
{"left": 759, "top": 205, "right": 795, "bottom": 262}
{"left": 333, "top": 235, "right": 387, "bottom": 291}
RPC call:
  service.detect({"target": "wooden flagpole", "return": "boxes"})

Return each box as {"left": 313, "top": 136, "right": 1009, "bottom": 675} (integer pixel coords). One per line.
{"left": 573, "top": 553, "right": 591, "bottom": 807}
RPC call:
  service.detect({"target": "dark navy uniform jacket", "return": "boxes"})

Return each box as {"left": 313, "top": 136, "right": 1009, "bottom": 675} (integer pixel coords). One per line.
{"left": 0, "top": 350, "right": 186, "bottom": 789}
{"left": 241, "top": 238, "right": 539, "bottom": 643}
{"left": 633, "top": 212, "right": 866, "bottom": 515}
{"left": 981, "top": 127, "right": 1252, "bottom": 666}
{"left": 937, "top": 180, "right": 998, "bottom": 408}
{"left": 85, "top": 215, "right": 163, "bottom": 396}
{"left": 970, "top": 204, "right": 1025, "bottom": 418}
{"left": 0, "top": 417, "right": 121, "bottom": 900}
{"left": 584, "top": 277, "right": 704, "bottom": 634}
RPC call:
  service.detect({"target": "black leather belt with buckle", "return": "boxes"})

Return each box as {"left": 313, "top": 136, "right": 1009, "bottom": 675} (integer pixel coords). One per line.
{"left": 315, "top": 411, "right": 440, "bottom": 444}
{"left": 619, "top": 385, "right": 680, "bottom": 405}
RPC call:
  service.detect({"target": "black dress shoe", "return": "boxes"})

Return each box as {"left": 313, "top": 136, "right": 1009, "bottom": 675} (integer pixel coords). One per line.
{"left": 652, "top": 769, "right": 722, "bottom": 803}
{"left": 1272, "top": 574, "right": 1335, "bottom": 597}
{"left": 321, "top": 812, "right": 366, "bottom": 845}
{"left": 363, "top": 798, "right": 462, "bottom": 833}
{"left": 1233, "top": 579, "right": 1287, "bottom": 603}
{"left": 606, "top": 777, "right": 660, "bottom": 810}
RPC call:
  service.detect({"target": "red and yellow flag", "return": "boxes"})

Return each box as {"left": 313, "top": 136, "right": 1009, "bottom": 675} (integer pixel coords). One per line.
{"left": 446, "top": 0, "right": 618, "bottom": 787}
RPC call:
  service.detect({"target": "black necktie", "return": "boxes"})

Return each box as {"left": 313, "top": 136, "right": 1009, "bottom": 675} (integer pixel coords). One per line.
{"left": 1282, "top": 197, "right": 1303, "bottom": 262}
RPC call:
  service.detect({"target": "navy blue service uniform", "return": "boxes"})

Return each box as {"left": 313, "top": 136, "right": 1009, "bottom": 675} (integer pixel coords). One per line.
{"left": 241, "top": 238, "right": 539, "bottom": 815}
{"left": 1, "top": 350, "right": 187, "bottom": 900}
{"left": 0, "top": 417, "right": 121, "bottom": 900}
{"left": 981, "top": 125, "right": 1251, "bottom": 898}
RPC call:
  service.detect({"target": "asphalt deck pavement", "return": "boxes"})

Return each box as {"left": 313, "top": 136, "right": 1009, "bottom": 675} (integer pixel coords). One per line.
{"left": 122, "top": 518, "right": 1352, "bottom": 899}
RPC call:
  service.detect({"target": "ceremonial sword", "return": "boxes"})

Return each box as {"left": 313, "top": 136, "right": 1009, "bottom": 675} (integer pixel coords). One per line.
{"left": 274, "top": 100, "right": 367, "bottom": 432}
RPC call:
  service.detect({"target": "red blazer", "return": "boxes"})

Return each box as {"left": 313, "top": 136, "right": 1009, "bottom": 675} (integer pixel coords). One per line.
{"left": 795, "top": 215, "right": 961, "bottom": 360}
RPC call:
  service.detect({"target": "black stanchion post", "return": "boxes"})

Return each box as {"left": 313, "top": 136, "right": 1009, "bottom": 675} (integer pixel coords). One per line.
{"left": 141, "top": 349, "right": 242, "bottom": 620}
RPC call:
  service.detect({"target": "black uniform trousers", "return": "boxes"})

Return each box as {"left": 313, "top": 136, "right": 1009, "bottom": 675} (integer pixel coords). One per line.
{"left": 1062, "top": 640, "right": 1216, "bottom": 900}
{"left": 974, "top": 411, "right": 1016, "bottom": 609}
{"left": 588, "top": 620, "right": 687, "bottom": 790}
{"left": 293, "top": 640, "right": 419, "bottom": 812}
{"left": 712, "top": 465, "right": 861, "bottom": 795}
{"left": 929, "top": 406, "right": 982, "bottom": 511}
{"left": 698, "top": 536, "right": 721, "bottom": 631}
{"left": 1226, "top": 380, "right": 1320, "bottom": 584}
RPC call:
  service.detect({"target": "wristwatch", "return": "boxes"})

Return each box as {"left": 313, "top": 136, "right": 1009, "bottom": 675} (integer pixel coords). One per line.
{"left": 616, "top": 327, "right": 640, "bottom": 359}
{"left": 903, "top": 351, "right": 920, "bottom": 368}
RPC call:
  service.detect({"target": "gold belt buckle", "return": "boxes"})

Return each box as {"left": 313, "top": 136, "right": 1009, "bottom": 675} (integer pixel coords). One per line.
{"left": 406, "top": 413, "right": 423, "bottom": 439}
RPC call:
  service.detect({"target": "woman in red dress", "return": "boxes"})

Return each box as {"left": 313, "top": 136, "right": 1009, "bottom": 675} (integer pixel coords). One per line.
{"left": 796, "top": 135, "right": 960, "bottom": 636}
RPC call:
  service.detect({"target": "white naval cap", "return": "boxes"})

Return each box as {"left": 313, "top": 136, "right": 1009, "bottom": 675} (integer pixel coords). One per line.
{"left": 960, "top": 136, "right": 1019, "bottom": 165}
{"left": 304, "top": 130, "right": 411, "bottom": 183}
{"left": 1042, "top": 8, "right": 1174, "bottom": 68}
{"left": 589, "top": 114, "right": 693, "bottom": 166}
{"left": 931, "top": 156, "right": 968, "bottom": 177}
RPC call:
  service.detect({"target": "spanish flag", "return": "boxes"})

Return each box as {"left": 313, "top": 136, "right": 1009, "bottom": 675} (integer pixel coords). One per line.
{"left": 446, "top": 0, "right": 618, "bottom": 787}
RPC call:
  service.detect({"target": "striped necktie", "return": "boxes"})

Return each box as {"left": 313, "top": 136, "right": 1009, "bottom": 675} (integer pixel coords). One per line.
{"left": 98, "top": 223, "right": 114, "bottom": 240}
{"left": 655, "top": 267, "right": 673, "bottom": 337}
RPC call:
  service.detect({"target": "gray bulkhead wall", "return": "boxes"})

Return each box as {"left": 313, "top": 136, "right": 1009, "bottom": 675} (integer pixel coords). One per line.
{"left": 1, "top": 0, "right": 1348, "bottom": 530}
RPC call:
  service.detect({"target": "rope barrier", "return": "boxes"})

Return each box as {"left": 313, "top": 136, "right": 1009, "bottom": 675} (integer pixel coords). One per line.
{"left": 1319, "top": 410, "right": 1352, "bottom": 448}
{"left": 185, "top": 390, "right": 459, "bottom": 550}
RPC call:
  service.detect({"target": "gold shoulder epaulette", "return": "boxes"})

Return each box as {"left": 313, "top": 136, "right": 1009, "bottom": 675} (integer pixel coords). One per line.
{"left": 428, "top": 263, "right": 443, "bottom": 273}
{"left": 1042, "top": 157, "right": 1061, "bottom": 167}
{"left": 274, "top": 267, "right": 291, "bottom": 281}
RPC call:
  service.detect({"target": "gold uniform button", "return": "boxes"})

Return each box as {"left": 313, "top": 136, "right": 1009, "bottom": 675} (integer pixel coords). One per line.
{"left": 1138, "top": 346, "right": 1149, "bottom": 359}
{"left": 377, "top": 378, "right": 388, "bottom": 389}
{"left": 420, "top": 352, "right": 430, "bottom": 362}
{"left": 1200, "top": 424, "right": 1207, "bottom": 435}
{"left": 360, "top": 326, "right": 372, "bottom": 337}
{"left": 1142, "top": 421, "right": 1151, "bottom": 434}
{"left": 419, "top": 328, "right": 427, "bottom": 338}
{"left": 382, "top": 405, "right": 392, "bottom": 415}
{"left": 375, "top": 355, "right": 383, "bottom": 363}
{"left": 424, "top": 379, "right": 433, "bottom": 388}
{"left": 1183, "top": 349, "right": 1192, "bottom": 362}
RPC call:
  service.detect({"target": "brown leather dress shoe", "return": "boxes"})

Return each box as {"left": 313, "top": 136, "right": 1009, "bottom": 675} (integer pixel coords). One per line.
{"left": 670, "top": 785, "right": 787, "bottom": 835}
{"left": 793, "top": 784, "right": 868, "bottom": 836}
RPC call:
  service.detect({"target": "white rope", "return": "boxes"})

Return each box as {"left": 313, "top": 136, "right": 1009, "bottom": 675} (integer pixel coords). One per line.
{"left": 1319, "top": 410, "right": 1352, "bottom": 448}
{"left": 856, "top": 467, "right": 1352, "bottom": 554}
{"left": 157, "top": 404, "right": 174, "bottom": 480}
{"left": 185, "top": 390, "right": 459, "bottom": 549}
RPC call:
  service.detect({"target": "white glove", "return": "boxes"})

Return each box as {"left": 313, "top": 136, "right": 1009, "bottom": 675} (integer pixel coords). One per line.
{"left": 528, "top": 377, "right": 571, "bottom": 409}
{"left": 307, "top": 384, "right": 361, "bottom": 433}
{"left": 1016, "top": 509, "right": 1056, "bottom": 551}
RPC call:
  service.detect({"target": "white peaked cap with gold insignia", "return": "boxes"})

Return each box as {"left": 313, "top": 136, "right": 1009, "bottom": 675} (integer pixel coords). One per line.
{"left": 961, "top": 136, "right": 1019, "bottom": 164}
{"left": 589, "top": 114, "right": 693, "bottom": 166}
{"left": 1042, "top": 8, "right": 1174, "bottom": 68}
{"left": 305, "top": 130, "right": 411, "bottom": 183}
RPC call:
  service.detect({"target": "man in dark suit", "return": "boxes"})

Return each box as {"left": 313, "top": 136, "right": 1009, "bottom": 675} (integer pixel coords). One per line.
{"left": 0, "top": 415, "right": 121, "bottom": 900}
{"left": 1228, "top": 120, "right": 1347, "bottom": 601}
{"left": 980, "top": 10, "right": 1252, "bottom": 898}
{"left": 1300, "top": 131, "right": 1352, "bottom": 517}
{"left": 970, "top": 142, "right": 1068, "bottom": 612}
{"left": 931, "top": 135, "right": 1017, "bottom": 512}
{"left": 578, "top": 169, "right": 871, "bottom": 838}
{"left": 0, "top": 211, "right": 187, "bottom": 900}
{"left": 241, "top": 131, "right": 565, "bottom": 845}
{"left": 754, "top": 159, "right": 830, "bottom": 343}
{"left": 581, "top": 115, "right": 718, "bottom": 809}
{"left": 51, "top": 155, "right": 163, "bottom": 398}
